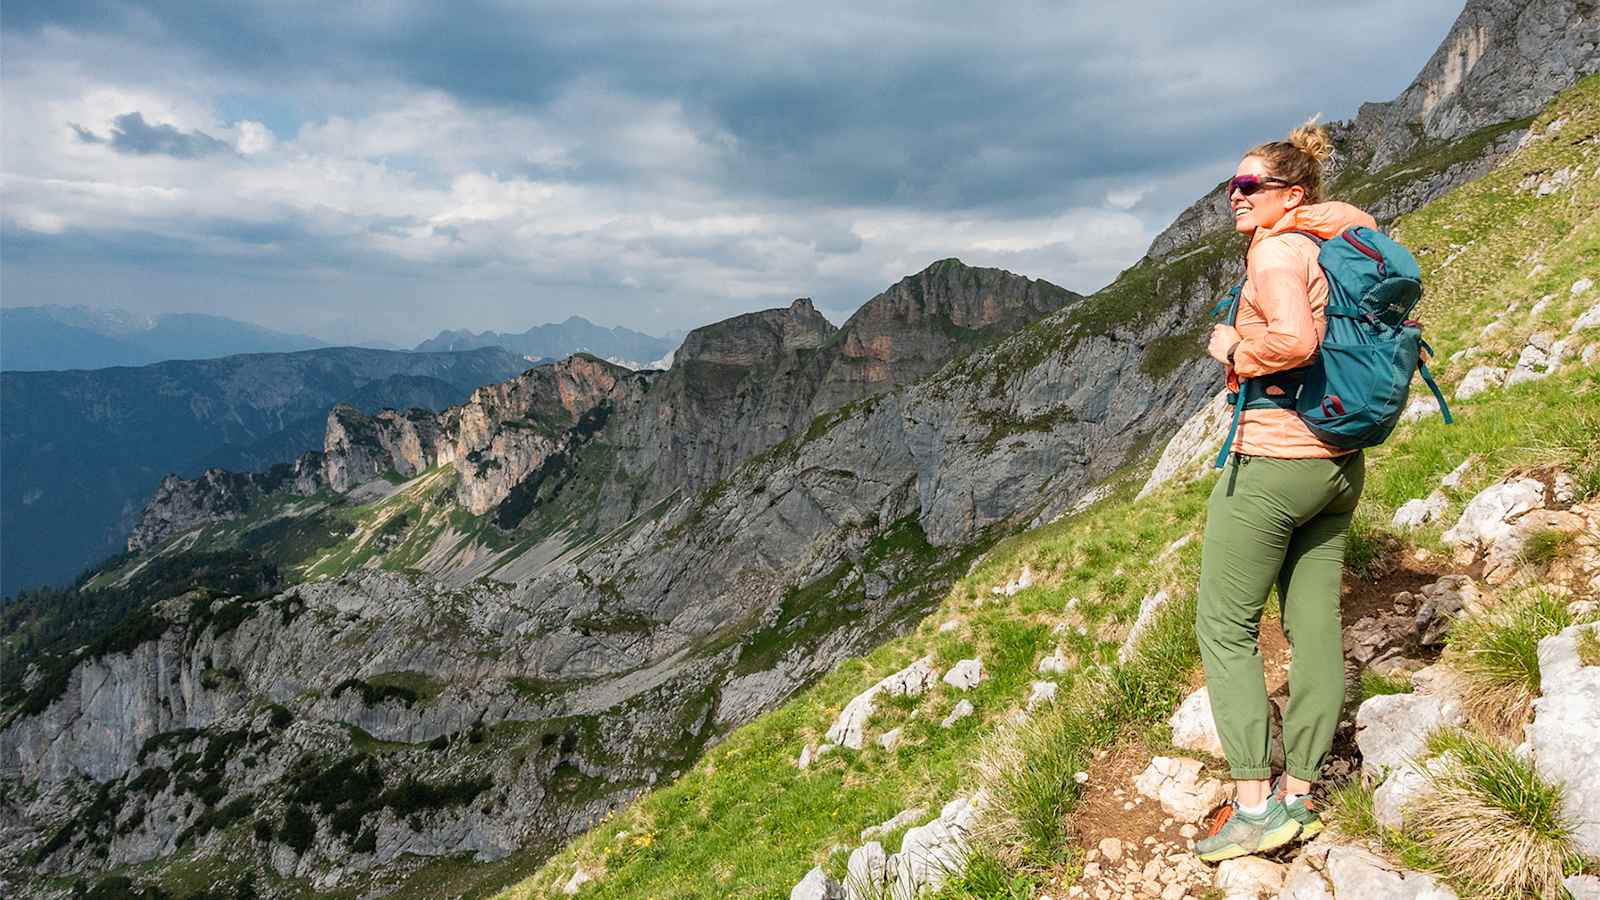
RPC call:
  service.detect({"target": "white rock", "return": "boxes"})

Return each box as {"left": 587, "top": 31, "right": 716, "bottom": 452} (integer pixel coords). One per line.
{"left": 1391, "top": 491, "right": 1448, "bottom": 530}
{"left": 1586, "top": 343, "right": 1600, "bottom": 364}
{"left": 938, "top": 620, "right": 961, "bottom": 633}
{"left": 889, "top": 816, "right": 969, "bottom": 898}
{"left": 1372, "top": 753, "right": 1453, "bottom": 831}
{"left": 943, "top": 658, "right": 984, "bottom": 691}
{"left": 1573, "top": 301, "right": 1600, "bottom": 333}
{"left": 791, "top": 865, "right": 844, "bottom": 900}
{"left": 876, "top": 728, "right": 903, "bottom": 752}
{"left": 1215, "top": 856, "right": 1285, "bottom": 897}
{"left": 825, "top": 657, "right": 939, "bottom": 750}
{"left": 1440, "top": 478, "right": 1544, "bottom": 551}
{"left": 1566, "top": 874, "right": 1600, "bottom": 900}
{"left": 562, "top": 866, "right": 592, "bottom": 895}
{"left": 1324, "top": 844, "right": 1459, "bottom": 899}
{"left": 1453, "top": 365, "right": 1505, "bottom": 400}
{"left": 1118, "top": 589, "right": 1171, "bottom": 662}
{"left": 1439, "top": 457, "right": 1472, "bottom": 490}
{"left": 1026, "top": 681, "right": 1058, "bottom": 710}
{"left": 860, "top": 806, "right": 925, "bottom": 840}
{"left": 1097, "top": 836, "right": 1123, "bottom": 862}
{"left": 1134, "top": 756, "right": 1228, "bottom": 823}
{"left": 1355, "top": 691, "right": 1464, "bottom": 780}
{"left": 1574, "top": 277, "right": 1595, "bottom": 297}
{"left": 1529, "top": 623, "right": 1600, "bottom": 857}
{"left": 1074, "top": 770, "right": 1089, "bottom": 784}
{"left": 1038, "top": 648, "right": 1070, "bottom": 675}
{"left": 1398, "top": 394, "right": 1440, "bottom": 424}
{"left": 1137, "top": 390, "right": 1231, "bottom": 499}
{"left": 940, "top": 699, "right": 974, "bottom": 728}
{"left": 844, "top": 842, "right": 887, "bottom": 900}
{"left": 1168, "top": 687, "right": 1225, "bottom": 758}
{"left": 1529, "top": 294, "right": 1554, "bottom": 317}
{"left": 798, "top": 743, "right": 817, "bottom": 769}
{"left": 1554, "top": 471, "right": 1579, "bottom": 506}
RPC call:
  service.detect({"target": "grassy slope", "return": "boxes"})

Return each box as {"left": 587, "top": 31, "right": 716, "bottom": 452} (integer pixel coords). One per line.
{"left": 496, "top": 76, "right": 1600, "bottom": 899}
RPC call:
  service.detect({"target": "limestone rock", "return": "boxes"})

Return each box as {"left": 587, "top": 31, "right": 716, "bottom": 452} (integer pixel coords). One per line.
{"left": 1439, "top": 457, "right": 1472, "bottom": 490}
{"left": 1398, "top": 394, "right": 1440, "bottom": 424}
{"left": 563, "top": 866, "right": 592, "bottom": 895}
{"left": 1215, "top": 856, "right": 1285, "bottom": 898}
{"left": 1528, "top": 623, "right": 1600, "bottom": 857}
{"left": 942, "top": 658, "right": 984, "bottom": 691}
{"left": 1572, "top": 300, "right": 1600, "bottom": 333}
{"left": 1453, "top": 365, "right": 1505, "bottom": 400}
{"left": 1441, "top": 477, "right": 1544, "bottom": 553}
{"left": 877, "top": 728, "right": 903, "bottom": 752}
{"left": 1137, "top": 391, "right": 1231, "bottom": 499}
{"left": 1391, "top": 491, "right": 1447, "bottom": 530}
{"left": 825, "top": 657, "right": 939, "bottom": 750}
{"left": 1168, "top": 687, "right": 1224, "bottom": 759}
{"left": 1026, "top": 681, "right": 1058, "bottom": 711}
{"left": 845, "top": 842, "right": 887, "bottom": 900}
{"left": 1118, "top": 589, "right": 1171, "bottom": 663}
{"left": 941, "top": 700, "right": 974, "bottom": 728}
{"left": 1097, "top": 837, "right": 1123, "bottom": 863}
{"left": 1037, "top": 648, "right": 1070, "bottom": 675}
{"left": 860, "top": 807, "right": 925, "bottom": 841}
{"left": 1134, "top": 756, "right": 1228, "bottom": 823}
{"left": 1323, "top": 844, "right": 1458, "bottom": 899}
{"left": 1355, "top": 691, "right": 1464, "bottom": 779}
{"left": 1566, "top": 874, "right": 1600, "bottom": 900}
{"left": 791, "top": 865, "right": 844, "bottom": 900}
{"left": 1372, "top": 753, "right": 1454, "bottom": 831}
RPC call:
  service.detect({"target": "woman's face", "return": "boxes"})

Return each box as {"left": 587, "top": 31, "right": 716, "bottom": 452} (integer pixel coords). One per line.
{"left": 1229, "top": 155, "right": 1303, "bottom": 234}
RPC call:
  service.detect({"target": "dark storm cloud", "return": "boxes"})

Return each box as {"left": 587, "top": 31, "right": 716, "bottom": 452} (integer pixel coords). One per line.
{"left": 72, "top": 111, "right": 230, "bottom": 158}
{"left": 8, "top": 1, "right": 1462, "bottom": 216}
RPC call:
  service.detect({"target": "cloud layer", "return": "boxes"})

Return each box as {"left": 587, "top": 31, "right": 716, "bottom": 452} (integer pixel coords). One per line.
{"left": 0, "top": 1, "right": 1464, "bottom": 343}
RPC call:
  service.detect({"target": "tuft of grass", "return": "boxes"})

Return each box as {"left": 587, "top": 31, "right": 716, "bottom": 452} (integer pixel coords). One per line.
{"left": 1444, "top": 589, "right": 1572, "bottom": 736}
{"left": 1358, "top": 671, "right": 1414, "bottom": 703}
{"left": 1408, "top": 729, "right": 1581, "bottom": 898}
{"left": 1578, "top": 627, "right": 1600, "bottom": 668}
{"left": 1517, "top": 528, "right": 1574, "bottom": 568}
{"left": 1322, "top": 778, "right": 1381, "bottom": 840}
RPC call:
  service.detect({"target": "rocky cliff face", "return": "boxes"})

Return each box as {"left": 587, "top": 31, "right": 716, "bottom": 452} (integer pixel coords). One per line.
{"left": 1146, "top": 0, "right": 1598, "bottom": 262}
{"left": 8, "top": 4, "right": 1597, "bottom": 895}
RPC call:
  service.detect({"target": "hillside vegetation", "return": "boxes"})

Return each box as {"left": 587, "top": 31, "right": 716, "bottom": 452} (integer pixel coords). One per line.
{"left": 504, "top": 74, "right": 1600, "bottom": 900}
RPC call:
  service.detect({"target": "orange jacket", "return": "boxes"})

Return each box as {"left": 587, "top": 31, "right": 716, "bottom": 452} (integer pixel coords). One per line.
{"left": 1229, "top": 202, "right": 1376, "bottom": 458}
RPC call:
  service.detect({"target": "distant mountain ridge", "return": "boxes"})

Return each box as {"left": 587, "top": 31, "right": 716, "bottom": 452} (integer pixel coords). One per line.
{"left": 413, "top": 315, "right": 677, "bottom": 368}
{"left": 0, "top": 306, "right": 331, "bottom": 371}
{"left": 0, "top": 346, "right": 533, "bottom": 596}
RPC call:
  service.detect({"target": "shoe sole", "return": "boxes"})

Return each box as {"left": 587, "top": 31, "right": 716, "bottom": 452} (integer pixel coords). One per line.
{"left": 1197, "top": 820, "right": 1302, "bottom": 863}
{"left": 1297, "top": 820, "right": 1324, "bottom": 840}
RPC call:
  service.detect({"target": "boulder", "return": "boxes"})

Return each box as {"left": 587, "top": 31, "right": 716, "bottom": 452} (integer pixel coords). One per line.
{"left": 1528, "top": 623, "right": 1600, "bottom": 857}
{"left": 1572, "top": 300, "right": 1600, "bottom": 333}
{"left": 1215, "top": 856, "right": 1285, "bottom": 898}
{"left": 1398, "top": 394, "right": 1439, "bottom": 424}
{"left": 1453, "top": 366, "right": 1505, "bottom": 400}
{"left": 825, "top": 657, "right": 939, "bottom": 750}
{"left": 791, "top": 866, "right": 844, "bottom": 900}
{"left": 1355, "top": 691, "right": 1465, "bottom": 779}
{"left": 1168, "top": 687, "right": 1224, "bottom": 758}
{"left": 1566, "top": 874, "right": 1600, "bottom": 900}
{"left": 844, "top": 842, "right": 887, "bottom": 900}
{"left": 1505, "top": 331, "right": 1561, "bottom": 386}
{"left": 1372, "top": 752, "right": 1454, "bottom": 831}
{"left": 1324, "top": 844, "right": 1458, "bottom": 899}
{"left": 1391, "top": 491, "right": 1447, "bottom": 530}
{"left": 1137, "top": 390, "right": 1231, "bottom": 499}
{"left": 943, "top": 658, "right": 984, "bottom": 691}
{"left": 1441, "top": 478, "right": 1544, "bottom": 559}
{"left": 1134, "top": 756, "right": 1228, "bottom": 823}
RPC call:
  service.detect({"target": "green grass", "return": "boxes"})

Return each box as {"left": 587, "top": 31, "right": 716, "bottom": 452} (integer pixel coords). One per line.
{"left": 1359, "top": 671, "right": 1414, "bottom": 703}
{"left": 1445, "top": 588, "right": 1573, "bottom": 735}
{"left": 1579, "top": 627, "right": 1600, "bottom": 668}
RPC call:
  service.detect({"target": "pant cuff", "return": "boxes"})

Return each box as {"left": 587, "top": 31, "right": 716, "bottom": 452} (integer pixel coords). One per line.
{"left": 1229, "top": 765, "right": 1273, "bottom": 781}
{"left": 1285, "top": 764, "right": 1323, "bottom": 784}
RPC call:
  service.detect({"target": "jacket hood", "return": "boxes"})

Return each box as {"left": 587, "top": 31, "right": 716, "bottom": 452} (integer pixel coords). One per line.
{"left": 1254, "top": 201, "right": 1377, "bottom": 245}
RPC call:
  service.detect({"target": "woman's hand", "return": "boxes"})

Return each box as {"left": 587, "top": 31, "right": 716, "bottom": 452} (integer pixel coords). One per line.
{"left": 1208, "top": 324, "right": 1240, "bottom": 367}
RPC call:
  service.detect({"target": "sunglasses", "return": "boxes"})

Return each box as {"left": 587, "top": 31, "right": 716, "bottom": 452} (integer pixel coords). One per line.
{"left": 1227, "top": 175, "right": 1291, "bottom": 197}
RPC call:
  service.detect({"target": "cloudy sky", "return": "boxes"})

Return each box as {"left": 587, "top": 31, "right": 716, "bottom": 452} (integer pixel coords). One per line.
{"left": 1, "top": 1, "right": 1464, "bottom": 345}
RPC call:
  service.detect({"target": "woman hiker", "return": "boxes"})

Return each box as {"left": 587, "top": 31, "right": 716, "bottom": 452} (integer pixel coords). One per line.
{"left": 1192, "top": 121, "right": 1374, "bottom": 863}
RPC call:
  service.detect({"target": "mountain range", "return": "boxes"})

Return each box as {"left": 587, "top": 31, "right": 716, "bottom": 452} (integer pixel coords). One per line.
{"left": 412, "top": 316, "right": 680, "bottom": 369}
{"left": 0, "top": 306, "right": 330, "bottom": 371}
{"left": 1, "top": 1, "right": 1595, "bottom": 896}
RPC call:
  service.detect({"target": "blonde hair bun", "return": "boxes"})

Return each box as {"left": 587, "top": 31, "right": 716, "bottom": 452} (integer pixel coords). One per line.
{"left": 1288, "top": 116, "right": 1334, "bottom": 163}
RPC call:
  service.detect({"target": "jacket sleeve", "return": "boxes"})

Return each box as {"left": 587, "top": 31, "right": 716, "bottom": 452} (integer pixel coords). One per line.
{"left": 1232, "top": 238, "right": 1318, "bottom": 378}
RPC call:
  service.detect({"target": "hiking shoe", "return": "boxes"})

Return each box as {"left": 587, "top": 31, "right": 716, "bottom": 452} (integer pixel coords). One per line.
{"left": 1194, "top": 798, "right": 1301, "bottom": 863}
{"left": 1273, "top": 776, "right": 1323, "bottom": 840}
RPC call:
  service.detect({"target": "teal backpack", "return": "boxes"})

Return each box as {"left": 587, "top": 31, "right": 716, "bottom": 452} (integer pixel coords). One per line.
{"left": 1212, "top": 226, "right": 1452, "bottom": 468}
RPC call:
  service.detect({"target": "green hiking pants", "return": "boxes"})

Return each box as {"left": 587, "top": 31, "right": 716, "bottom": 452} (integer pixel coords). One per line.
{"left": 1195, "top": 451, "right": 1364, "bottom": 782}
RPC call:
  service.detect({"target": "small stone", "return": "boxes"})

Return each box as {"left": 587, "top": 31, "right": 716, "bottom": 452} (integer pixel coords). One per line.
{"left": 1454, "top": 365, "right": 1506, "bottom": 401}
{"left": 1574, "top": 277, "right": 1595, "bottom": 297}
{"left": 1098, "top": 837, "right": 1124, "bottom": 863}
{"left": 1391, "top": 490, "right": 1448, "bottom": 530}
{"left": 789, "top": 866, "right": 843, "bottom": 900}
{"left": 562, "top": 867, "right": 592, "bottom": 895}
{"left": 1027, "top": 680, "right": 1058, "bottom": 710}
{"left": 877, "top": 728, "right": 902, "bottom": 751}
{"left": 941, "top": 699, "right": 975, "bottom": 728}
{"left": 938, "top": 619, "right": 961, "bottom": 633}
{"left": 1122, "top": 802, "right": 1134, "bottom": 811}
{"left": 1075, "top": 771, "right": 1090, "bottom": 784}
{"left": 1039, "top": 648, "right": 1071, "bottom": 675}
{"left": 943, "top": 657, "right": 984, "bottom": 691}
{"left": 1215, "top": 856, "right": 1286, "bottom": 896}
{"left": 1179, "top": 824, "right": 1198, "bottom": 839}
